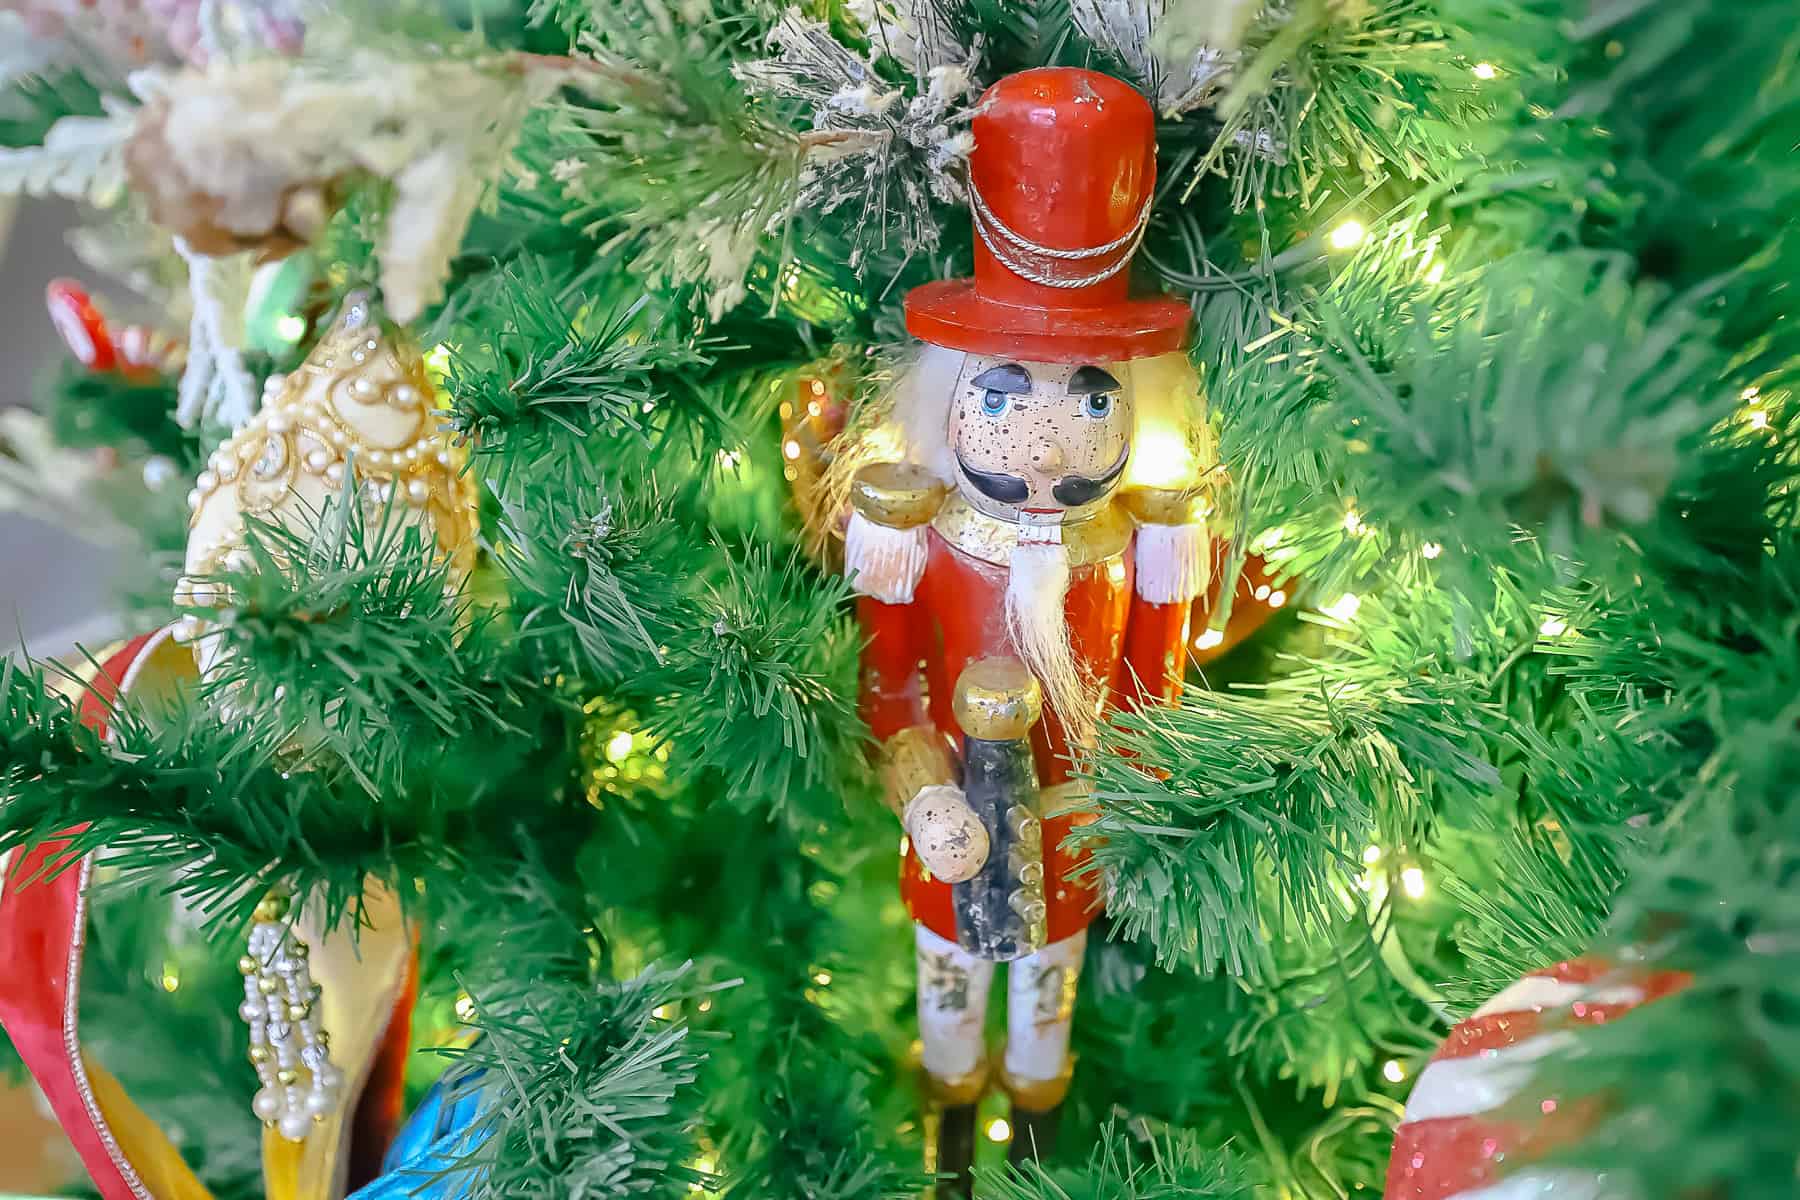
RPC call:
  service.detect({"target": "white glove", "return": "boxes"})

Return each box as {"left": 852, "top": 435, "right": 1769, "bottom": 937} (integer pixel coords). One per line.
{"left": 903, "top": 785, "right": 990, "bottom": 883}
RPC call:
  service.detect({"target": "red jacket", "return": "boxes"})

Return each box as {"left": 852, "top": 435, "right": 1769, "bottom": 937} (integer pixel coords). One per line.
{"left": 856, "top": 492, "right": 1199, "bottom": 946}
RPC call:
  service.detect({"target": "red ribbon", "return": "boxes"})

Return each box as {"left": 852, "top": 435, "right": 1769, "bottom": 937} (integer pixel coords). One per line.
{"left": 0, "top": 632, "right": 160, "bottom": 1200}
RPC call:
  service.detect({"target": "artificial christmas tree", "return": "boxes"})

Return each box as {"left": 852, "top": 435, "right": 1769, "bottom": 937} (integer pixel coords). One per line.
{"left": 1, "top": 2, "right": 1797, "bottom": 1199}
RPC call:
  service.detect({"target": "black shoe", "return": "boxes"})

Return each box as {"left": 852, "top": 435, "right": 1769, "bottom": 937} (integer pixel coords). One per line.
{"left": 1006, "top": 1104, "right": 1060, "bottom": 1167}
{"left": 936, "top": 1103, "right": 978, "bottom": 1200}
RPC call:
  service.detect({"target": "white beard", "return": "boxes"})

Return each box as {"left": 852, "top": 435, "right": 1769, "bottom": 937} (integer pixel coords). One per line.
{"left": 1005, "top": 536, "right": 1099, "bottom": 746}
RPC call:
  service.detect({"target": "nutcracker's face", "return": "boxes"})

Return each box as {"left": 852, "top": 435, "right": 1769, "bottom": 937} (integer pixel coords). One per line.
{"left": 946, "top": 354, "right": 1134, "bottom": 524}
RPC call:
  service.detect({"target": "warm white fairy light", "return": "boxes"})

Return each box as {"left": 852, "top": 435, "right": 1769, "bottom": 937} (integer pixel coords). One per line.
{"left": 274, "top": 315, "right": 307, "bottom": 342}
{"left": 688, "top": 1150, "right": 718, "bottom": 1193}
{"left": 1539, "top": 616, "right": 1570, "bottom": 638}
{"left": 1401, "top": 866, "right": 1427, "bottom": 899}
{"left": 1194, "top": 628, "right": 1226, "bottom": 650}
{"left": 986, "top": 1117, "right": 1012, "bottom": 1143}
{"left": 812, "top": 970, "right": 832, "bottom": 986}
{"left": 161, "top": 963, "right": 181, "bottom": 993}
{"left": 1363, "top": 844, "right": 1383, "bottom": 865}
{"left": 1322, "top": 593, "right": 1363, "bottom": 622}
{"left": 1421, "top": 541, "right": 1444, "bottom": 559}
{"left": 717, "top": 448, "right": 743, "bottom": 468}
{"left": 1472, "top": 61, "right": 1499, "bottom": 80}
{"left": 783, "top": 439, "right": 802, "bottom": 461}
{"left": 1383, "top": 1059, "right": 1408, "bottom": 1083}
{"left": 1328, "top": 219, "right": 1368, "bottom": 251}
{"left": 605, "top": 729, "right": 635, "bottom": 763}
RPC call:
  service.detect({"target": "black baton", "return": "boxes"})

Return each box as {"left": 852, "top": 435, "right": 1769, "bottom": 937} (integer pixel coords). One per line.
{"left": 951, "top": 657, "right": 1049, "bottom": 960}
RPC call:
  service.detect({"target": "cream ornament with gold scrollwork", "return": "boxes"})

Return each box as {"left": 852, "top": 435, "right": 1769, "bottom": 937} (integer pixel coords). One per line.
{"left": 174, "top": 294, "right": 478, "bottom": 681}
{"left": 168, "top": 295, "right": 477, "bottom": 1187}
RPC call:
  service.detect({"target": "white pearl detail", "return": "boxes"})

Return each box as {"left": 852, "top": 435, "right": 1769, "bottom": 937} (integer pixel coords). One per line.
{"left": 325, "top": 463, "right": 345, "bottom": 484}
{"left": 406, "top": 479, "right": 430, "bottom": 504}
{"left": 253, "top": 1088, "right": 282, "bottom": 1122}
{"left": 304, "top": 451, "right": 331, "bottom": 474}
{"left": 239, "top": 896, "right": 340, "bottom": 1144}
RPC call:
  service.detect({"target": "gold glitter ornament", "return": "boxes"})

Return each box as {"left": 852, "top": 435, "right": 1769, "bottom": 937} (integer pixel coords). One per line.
{"left": 174, "top": 293, "right": 478, "bottom": 680}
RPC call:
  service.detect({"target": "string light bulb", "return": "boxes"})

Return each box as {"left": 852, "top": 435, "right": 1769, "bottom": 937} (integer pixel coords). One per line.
{"left": 1383, "top": 1059, "right": 1407, "bottom": 1083}
{"left": 986, "top": 1117, "right": 1012, "bottom": 1143}
{"left": 1322, "top": 593, "right": 1363, "bottom": 622}
{"left": 1472, "top": 61, "right": 1499, "bottom": 80}
{"left": 1194, "top": 628, "right": 1225, "bottom": 650}
{"left": 1328, "top": 219, "right": 1368, "bottom": 251}
{"left": 1401, "top": 866, "right": 1426, "bottom": 899}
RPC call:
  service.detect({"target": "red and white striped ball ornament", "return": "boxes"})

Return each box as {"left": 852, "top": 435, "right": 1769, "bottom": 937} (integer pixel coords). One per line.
{"left": 1385, "top": 957, "right": 1689, "bottom": 1200}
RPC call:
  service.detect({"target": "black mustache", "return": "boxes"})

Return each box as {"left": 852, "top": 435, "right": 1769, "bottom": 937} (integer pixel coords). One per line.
{"left": 953, "top": 445, "right": 1130, "bottom": 508}
{"left": 1053, "top": 445, "right": 1130, "bottom": 506}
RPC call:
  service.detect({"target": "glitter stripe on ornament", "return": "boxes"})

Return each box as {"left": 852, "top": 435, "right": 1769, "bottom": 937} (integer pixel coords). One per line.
{"left": 1384, "top": 958, "right": 1690, "bottom": 1200}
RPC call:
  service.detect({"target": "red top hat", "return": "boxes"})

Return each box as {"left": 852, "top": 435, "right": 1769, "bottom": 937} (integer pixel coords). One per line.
{"left": 904, "top": 68, "right": 1190, "bottom": 363}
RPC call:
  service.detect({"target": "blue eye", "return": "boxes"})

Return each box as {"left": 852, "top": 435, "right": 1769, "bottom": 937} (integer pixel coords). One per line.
{"left": 981, "top": 389, "right": 1010, "bottom": 416}
{"left": 1082, "top": 392, "right": 1114, "bottom": 418}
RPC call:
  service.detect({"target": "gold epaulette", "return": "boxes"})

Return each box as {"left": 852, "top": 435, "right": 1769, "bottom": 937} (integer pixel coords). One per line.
{"left": 849, "top": 462, "right": 948, "bottom": 530}
{"left": 1118, "top": 483, "right": 1213, "bottom": 527}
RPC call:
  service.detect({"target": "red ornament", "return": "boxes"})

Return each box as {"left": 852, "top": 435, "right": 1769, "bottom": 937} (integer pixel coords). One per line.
{"left": 45, "top": 278, "right": 179, "bottom": 380}
{"left": 1191, "top": 550, "right": 1286, "bottom": 665}
{"left": 1385, "top": 957, "right": 1690, "bottom": 1200}
{"left": 904, "top": 68, "right": 1191, "bottom": 364}
{"left": 46, "top": 278, "right": 123, "bottom": 374}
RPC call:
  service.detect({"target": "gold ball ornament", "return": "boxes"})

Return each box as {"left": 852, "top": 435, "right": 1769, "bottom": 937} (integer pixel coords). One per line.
{"left": 174, "top": 295, "right": 478, "bottom": 681}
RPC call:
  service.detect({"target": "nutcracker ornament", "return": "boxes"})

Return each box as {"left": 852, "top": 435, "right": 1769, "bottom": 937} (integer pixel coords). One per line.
{"left": 843, "top": 68, "right": 1213, "bottom": 1195}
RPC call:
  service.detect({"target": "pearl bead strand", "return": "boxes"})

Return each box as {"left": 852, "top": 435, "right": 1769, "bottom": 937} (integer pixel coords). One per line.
{"left": 239, "top": 892, "right": 342, "bottom": 1142}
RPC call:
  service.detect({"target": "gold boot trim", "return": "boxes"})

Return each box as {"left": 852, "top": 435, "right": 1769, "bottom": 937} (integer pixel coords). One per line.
{"left": 996, "top": 1051, "right": 1074, "bottom": 1112}
{"left": 925, "top": 1059, "right": 990, "bottom": 1108}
